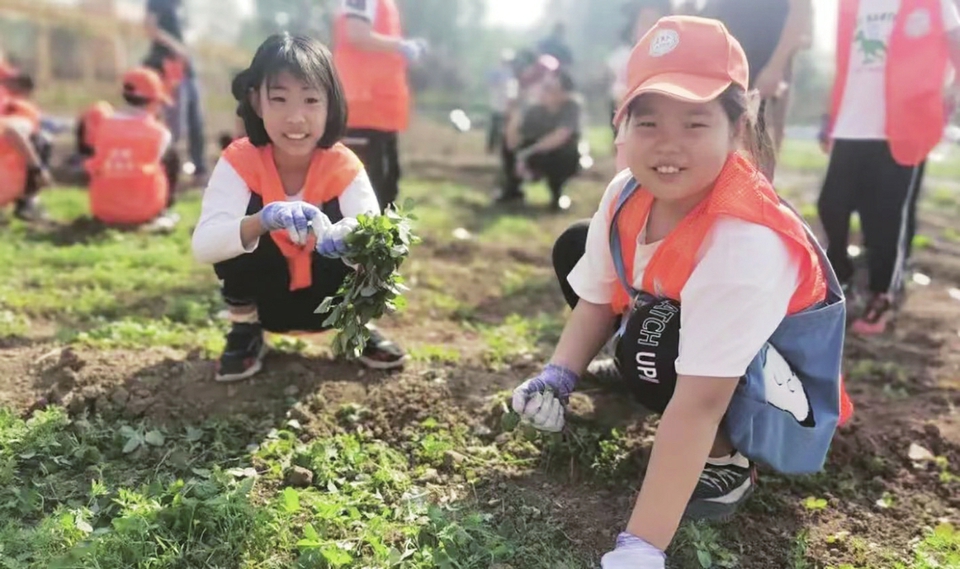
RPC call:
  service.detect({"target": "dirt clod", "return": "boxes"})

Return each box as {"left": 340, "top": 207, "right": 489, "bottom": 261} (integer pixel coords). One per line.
{"left": 286, "top": 466, "right": 314, "bottom": 488}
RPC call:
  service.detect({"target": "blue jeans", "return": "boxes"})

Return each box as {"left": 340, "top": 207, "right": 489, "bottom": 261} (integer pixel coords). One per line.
{"left": 165, "top": 74, "right": 206, "bottom": 174}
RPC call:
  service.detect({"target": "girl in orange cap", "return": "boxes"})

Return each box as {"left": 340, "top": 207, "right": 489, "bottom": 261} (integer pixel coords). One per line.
{"left": 192, "top": 33, "right": 406, "bottom": 382}
{"left": 511, "top": 16, "right": 852, "bottom": 567}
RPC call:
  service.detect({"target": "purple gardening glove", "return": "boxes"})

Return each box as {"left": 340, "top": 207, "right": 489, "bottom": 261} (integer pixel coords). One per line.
{"left": 511, "top": 363, "right": 579, "bottom": 432}
{"left": 259, "top": 201, "right": 327, "bottom": 246}
{"left": 600, "top": 532, "right": 666, "bottom": 569}
{"left": 399, "top": 38, "right": 428, "bottom": 63}
{"left": 315, "top": 218, "right": 358, "bottom": 258}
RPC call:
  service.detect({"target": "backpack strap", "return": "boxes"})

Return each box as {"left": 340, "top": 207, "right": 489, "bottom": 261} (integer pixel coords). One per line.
{"left": 608, "top": 177, "right": 642, "bottom": 338}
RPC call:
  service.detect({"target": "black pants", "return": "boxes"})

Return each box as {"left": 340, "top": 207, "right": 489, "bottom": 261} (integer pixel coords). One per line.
{"left": 162, "top": 148, "right": 181, "bottom": 210}
{"left": 14, "top": 132, "right": 53, "bottom": 207}
{"left": 213, "top": 195, "right": 350, "bottom": 332}
{"left": 817, "top": 139, "right": 925, "bottom": 294}
{"left": 487, "top": 112, "right": 505, "bottom": 154}
{"left": 553, "top": 221, "right": 680, "bottom": 413}
{"left": 343, "top": 128, "right": 400, "bottom": 212}
{"left": 501, "top": 138, "right": 580, "bottom": 201}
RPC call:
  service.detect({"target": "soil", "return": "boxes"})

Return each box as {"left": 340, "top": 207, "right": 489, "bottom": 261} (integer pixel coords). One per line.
{"left": 3, "top": 127, "right": 960, "bottom": 568}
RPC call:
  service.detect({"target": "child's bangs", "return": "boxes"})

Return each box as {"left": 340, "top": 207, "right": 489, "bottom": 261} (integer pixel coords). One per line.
{"left": 262, "top": 43, "right": 328, "bottom": 92}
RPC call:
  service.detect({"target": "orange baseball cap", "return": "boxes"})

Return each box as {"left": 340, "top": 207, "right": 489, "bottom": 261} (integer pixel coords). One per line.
{"left": 612, "top": 16, "right": 749, "bottom": 128}
{"left": 122, "top": 67, "right": 172, "bottom": 105}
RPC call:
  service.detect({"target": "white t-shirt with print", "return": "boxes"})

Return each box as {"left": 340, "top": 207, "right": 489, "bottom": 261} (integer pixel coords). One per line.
{"left": 833, "top": 0, "right": 960, "bottom": 140}
{"left": 566, "top": 169, "right": 802, "bottom": 379}
{"left": 340, "top": 0, "right": 378, "bottom": 24}
{"left": 192, "top": 156, "right": 380, "bottom": 265}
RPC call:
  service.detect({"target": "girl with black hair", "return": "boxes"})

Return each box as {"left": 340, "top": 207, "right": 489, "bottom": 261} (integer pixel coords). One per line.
{"left": 192, "top": 33, "right": 406, "bottom": 382}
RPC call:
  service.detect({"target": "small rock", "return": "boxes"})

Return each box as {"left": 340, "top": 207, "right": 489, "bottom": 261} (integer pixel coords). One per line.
{"left": 908, "top": 443, "right": 935, "bottom": 463}
{"left": 284, "top": 385, "right": 300, "bottom": 397}
{"left": 419, "top": 369, "right": 439, "bottom": 381}
{"left": 472, "top": 425, "right": 493, "bottom": 437}
{"left": 111, "top": 387, "right": 130, "bottom": 406}
{"left": 420, "top": 468, "right": 440, "bottom": 483}
{"left": 443, "top": 450, "right": 466, "bottom": 470}
{"left": 81, "top": 386, "right": 100, "bottom": 401}
{"left": 285, "top": 466, "right": 314, "bottom": 488}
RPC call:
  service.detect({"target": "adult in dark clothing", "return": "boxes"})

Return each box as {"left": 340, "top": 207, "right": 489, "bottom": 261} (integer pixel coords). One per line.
{"left": 702, "top": 0, "right": 813, "bottom": 156}
{"left": 499, "top": 68, "right": 582, "bottom": 210}
{"left": 144, "top": 0, "right": 207, "bottom": 179}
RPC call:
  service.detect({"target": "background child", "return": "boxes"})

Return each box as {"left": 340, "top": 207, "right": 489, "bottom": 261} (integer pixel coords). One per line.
{"left": 818, "top": 0, "right": 960, "bottom": 335}
{"left": 192, "top": 33, "right": 406, "bottom": 382}
{"left": 0, "top": 71, "right": 51, "bottom": 221}
{"left": 85, "top": 67, "right": 180, "bottom": 231}
{"left": 513, "top": 17, "right": 850, "bottom": 568}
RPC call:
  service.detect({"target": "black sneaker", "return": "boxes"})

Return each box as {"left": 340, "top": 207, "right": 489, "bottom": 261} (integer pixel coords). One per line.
{"left": 684, "top": 451, "right": 756, "bottom": 521}
{"left": 216, "top": 322, "right": 268, "bottom": 382}
{"left": 359, "top": 327, "right": 407, "bottom": 370}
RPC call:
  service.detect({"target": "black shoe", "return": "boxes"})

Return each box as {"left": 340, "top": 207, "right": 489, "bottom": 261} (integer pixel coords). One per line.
{"left": 215, "top": 322, "right": 267, "bottom": 382}
{"left": 684, "top": 452, "right": 756, "bottom": 521}
{"left": 495, "top": 191, "right": 524, "bottom": 205}
{"left": 13, "top": 197, "right": 48, "bottom": 222}
{"left": 359, "top": 327, "right": 407, "bottom": 370}
{"left": 585, "top": 357, "right": 621, "bottom": 386}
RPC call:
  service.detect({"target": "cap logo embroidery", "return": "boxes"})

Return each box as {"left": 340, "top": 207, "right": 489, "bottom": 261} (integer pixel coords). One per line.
{"left": 649, "top": 30, "right": 680, "bottom": 57}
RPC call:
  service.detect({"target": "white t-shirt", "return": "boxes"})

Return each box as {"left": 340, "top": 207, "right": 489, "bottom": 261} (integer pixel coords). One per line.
{"left": 833, "top": 0, "right": 960, "bottom": 140}
{"left": 567, "top": 169, "right": 802, "bottom": 379}
{"left": 341, "top": 0, "right": 378, "bottom": 24}
{"left": 607, "top": 45, "right": 631, "bottom": 103}
{"left": 192, "top": 157, "right": 380, "bottom": 265}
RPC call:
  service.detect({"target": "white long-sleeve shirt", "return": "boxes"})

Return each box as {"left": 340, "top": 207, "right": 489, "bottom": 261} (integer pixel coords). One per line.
{"left": 192, "top": 157, "right": 380, "bottom": 265}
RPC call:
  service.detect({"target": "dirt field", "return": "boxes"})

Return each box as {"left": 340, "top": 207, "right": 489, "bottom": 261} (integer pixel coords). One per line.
{"left": 1, "top": 121, "right": 959, "bottom": 568}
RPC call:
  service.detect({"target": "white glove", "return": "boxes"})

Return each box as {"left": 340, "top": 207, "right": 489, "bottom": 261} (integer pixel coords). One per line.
{"left": 601, "top": 533, "right": 666, "bottom": 569}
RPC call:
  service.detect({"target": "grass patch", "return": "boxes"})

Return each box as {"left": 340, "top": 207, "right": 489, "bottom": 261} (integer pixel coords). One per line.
{"left": 409, "top": 344, "right": 462, "bottom": 364}
{"left": 0, "top": 407, "right": 592, "bottom": 568}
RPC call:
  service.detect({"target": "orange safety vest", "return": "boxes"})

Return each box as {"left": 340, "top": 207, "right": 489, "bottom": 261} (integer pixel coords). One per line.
{"left": 830, "top": 0, "right": 950, "bottom": 166}
{"left": 222, "top": 138, "right": 363, "bottom": 291}
{"left": 0, "top": 98, "right": 41, "bottom": 206}
{"left": 86, "top": 113, "right": 170, "bottom": 224}
{"left": 333, "top": 0, "right": 410, "bottom": 132}
{"left": 609, "top": 153, "right": 827, "bottom": 315}
{"left": 80, "top": 101, "right": 115, "bottom": 150}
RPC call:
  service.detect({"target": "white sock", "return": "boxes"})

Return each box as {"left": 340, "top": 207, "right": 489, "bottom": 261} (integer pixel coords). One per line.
{"left": 227, "top": 308, "right": 259, "bottom": 324}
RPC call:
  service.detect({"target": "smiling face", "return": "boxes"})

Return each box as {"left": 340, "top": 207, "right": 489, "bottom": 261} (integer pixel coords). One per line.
{"left": 620, "top": 93, "right": 739, "bottom": 205}
{"left": 251, "top": 69, "right": 328, "bottom": 161}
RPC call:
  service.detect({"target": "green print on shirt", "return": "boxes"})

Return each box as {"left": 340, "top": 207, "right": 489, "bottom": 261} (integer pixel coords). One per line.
{"left": 854, "top": 12, "right": 896, "bottom": 65}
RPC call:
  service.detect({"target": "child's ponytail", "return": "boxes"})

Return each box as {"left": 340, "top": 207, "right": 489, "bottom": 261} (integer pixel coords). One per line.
{"left": 719, "top": 86, "right": 776, "bottom": 181}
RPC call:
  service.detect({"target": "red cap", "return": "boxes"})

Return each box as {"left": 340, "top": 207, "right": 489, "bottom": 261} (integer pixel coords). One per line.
{"left": 613, "top": 16, "right": 749, "bottom": 128}
{"left": 122, "top": 67, "right": 172, "bottom": 105}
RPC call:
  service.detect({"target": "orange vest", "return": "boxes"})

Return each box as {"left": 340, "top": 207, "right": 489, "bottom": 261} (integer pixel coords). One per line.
{"left": 0, "top": 98, "right": 41, "bottom": 206}
{"left": 609, "top": 154, "right": 827, "bottom": 315}
{"left": 86, "top": 113, "right": 170, "bottom": 224}
{"left": 333, "top": 0, "right": 410, "bottom": 132}
{"left": 222, "top": 138, "right": 363, "bottom": 291}
{"left": 80, "top": 101, "right": 115, "bottom": 150}
{"left": 830, "top": 0, "right": 950, "bottom": 166}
